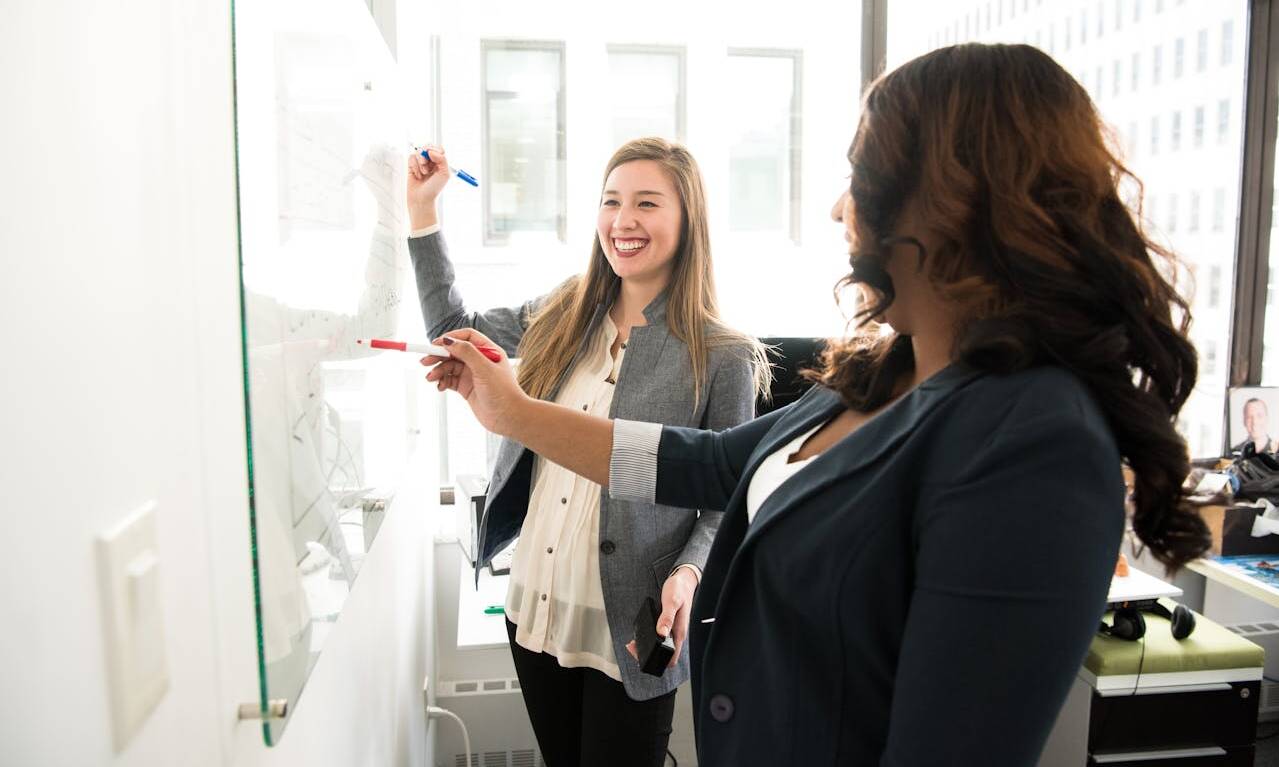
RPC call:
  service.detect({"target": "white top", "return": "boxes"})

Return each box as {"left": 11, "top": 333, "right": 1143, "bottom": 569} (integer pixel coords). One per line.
{"left": 505, "top": 316, "right": 626, "bottom": 680}
{"left": 745, "top": 421, "right": 827, "bottom": 524}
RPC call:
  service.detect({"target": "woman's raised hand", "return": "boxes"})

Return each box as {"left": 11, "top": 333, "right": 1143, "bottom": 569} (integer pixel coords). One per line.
{"left": 407, "top": 143, "right": 450, "bottom": 229}
{"left": 422, "top": 329, "right": 527, "bottom": 437}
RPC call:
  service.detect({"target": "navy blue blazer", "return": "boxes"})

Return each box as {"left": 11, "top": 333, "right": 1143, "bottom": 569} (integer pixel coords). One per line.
{"left": 648, "top": 364, "right": 1124, "bottom": 765}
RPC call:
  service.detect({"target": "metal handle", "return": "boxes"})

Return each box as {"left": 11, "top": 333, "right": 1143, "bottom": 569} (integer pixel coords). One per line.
{"left": 238, "top": 699, "right": 288, "bottom": 720}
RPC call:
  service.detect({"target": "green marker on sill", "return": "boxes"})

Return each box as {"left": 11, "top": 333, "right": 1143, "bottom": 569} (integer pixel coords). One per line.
{"left": 484, "top": 604, "right": 505, "bottom": 615}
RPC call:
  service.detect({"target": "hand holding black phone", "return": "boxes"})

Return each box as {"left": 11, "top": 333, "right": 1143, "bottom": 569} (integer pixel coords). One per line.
{"left": 633, "top": 596, "right": 675, "bottom": 677}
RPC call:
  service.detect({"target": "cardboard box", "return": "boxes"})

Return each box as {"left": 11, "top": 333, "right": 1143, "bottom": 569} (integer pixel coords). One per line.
{"left": 1198, "top": 504, "right": 1279, "bottom": 557}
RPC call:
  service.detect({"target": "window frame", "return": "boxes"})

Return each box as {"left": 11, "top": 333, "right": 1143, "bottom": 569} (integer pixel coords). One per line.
{"left": 604, "top": 43, "right": 689, "bottom": 145}
{"left": 479, "top": 39, "right": 568, "bottom": 246}
{"left": 726, "top": 46, "right": 805, "bottom": 244}
{"left": 1228, "top": 0, "right": 1279, "bottom": 387}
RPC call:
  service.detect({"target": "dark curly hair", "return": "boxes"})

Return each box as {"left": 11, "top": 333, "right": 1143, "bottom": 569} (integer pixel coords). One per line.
{"left": 805, "top": 43, "right": 1210, "bottom": 571}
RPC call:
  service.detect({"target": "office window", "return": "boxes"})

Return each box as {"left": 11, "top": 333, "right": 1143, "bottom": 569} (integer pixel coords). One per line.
{"left": 1081, "top": 10, "right": 1088, "bottom": 44}
{"left": 986, "top": 2, "right": 992, "bottom": 31}
{"left": 727, "top": 50, "right": 801, "bottom": 242}
{"left": 887, "top": 0, "right": 1248, "bottom": 456}
{"left": 482, "top": 41, "right": 566, "bottom": 244}
{"left": 432, "top": 5, "right": 863, "bottom": 345}
{"left": 1097, "top": 1, "right": 1104, "bottom": 36}
{"left": 607, "top": 45, "right": 685, "bottom": 147}
{"left": 1095, "top": 67, "right": 1104, "bottom": 98}
{"left": 1064, "top": 18, "right": 1072, "bottom": 50}
{"left": 1155, "top": 0, "right": 1164, "bottom": 11}
{"left": 1221, "top": 20, "right": 1234, "bottom": 67}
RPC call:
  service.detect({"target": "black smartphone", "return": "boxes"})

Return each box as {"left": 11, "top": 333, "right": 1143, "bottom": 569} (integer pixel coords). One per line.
{"left": 633, "top": 596, "right": 676, "bottom": 677}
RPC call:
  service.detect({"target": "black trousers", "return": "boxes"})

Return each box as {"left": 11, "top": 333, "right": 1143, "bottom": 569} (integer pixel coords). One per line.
{"left": 506, "top": 619, "right": 676, "bottom": 767}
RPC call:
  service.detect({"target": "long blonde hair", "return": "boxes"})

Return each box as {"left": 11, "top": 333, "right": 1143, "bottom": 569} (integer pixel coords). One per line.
{"left": 516, "top": 137, "right": 771, "bottom": 406}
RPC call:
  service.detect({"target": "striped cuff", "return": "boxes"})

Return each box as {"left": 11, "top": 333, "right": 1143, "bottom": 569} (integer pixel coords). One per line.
{"left": 409, "top": 223, "right": 441, "bottom": 238}
{"left": 608, "top": 419, "right": 663, "bottom": 503}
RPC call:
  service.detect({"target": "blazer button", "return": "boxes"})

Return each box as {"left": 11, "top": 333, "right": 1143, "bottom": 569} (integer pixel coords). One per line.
{"left": 708, "top": 694, "right": 734, "bottom": 723}
{"left": 600, "top": 540, "right": 616, "bottom": 555}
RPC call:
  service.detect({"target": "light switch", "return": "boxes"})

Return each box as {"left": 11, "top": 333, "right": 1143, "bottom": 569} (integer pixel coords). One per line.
{"left": 96, "top": 501, "right": 169, "bottom": 752}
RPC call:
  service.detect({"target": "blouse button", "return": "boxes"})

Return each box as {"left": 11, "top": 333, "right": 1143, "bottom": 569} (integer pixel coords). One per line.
{"left": 561, "top": 497, "right": 568, "bottom": 504}
{"left": 546, "top": 547, "right": 553, "bottom": 554}
{"left": 540, "top": 594, "right": 548, "bottom": 602}
{"left": 582, "top": 404, "right": 588, "bottom": 410}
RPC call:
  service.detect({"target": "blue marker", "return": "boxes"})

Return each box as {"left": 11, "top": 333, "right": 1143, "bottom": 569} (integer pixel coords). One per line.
{"left": 419, "top": 147, "right": 479, "bottom": 187}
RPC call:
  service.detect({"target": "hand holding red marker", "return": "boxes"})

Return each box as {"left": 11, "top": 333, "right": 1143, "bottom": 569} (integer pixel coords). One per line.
{"left": 356, "top": 337, "right": 503, "bottom": 363}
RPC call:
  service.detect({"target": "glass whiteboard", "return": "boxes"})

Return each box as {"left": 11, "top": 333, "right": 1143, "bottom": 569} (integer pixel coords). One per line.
{"left": 232, "top": 0, "right": 414, "bottom": 744}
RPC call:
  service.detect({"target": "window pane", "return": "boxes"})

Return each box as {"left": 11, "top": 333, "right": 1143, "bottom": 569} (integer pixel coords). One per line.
{"left": 887, "top": 0, "right": 1249, "bottom": 458}
{"left": 607, "top": 47, "right": 683, "bottom": 146}
{"left": 483, "top": 44, "right": 564, "bottom": 243}
{"left": 727, "top": 53, "right": 798, "bottom": 237}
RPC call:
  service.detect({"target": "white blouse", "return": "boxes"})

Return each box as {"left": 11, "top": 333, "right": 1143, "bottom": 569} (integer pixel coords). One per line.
{"left": 745, "top": 421, "right": 827, "bottom": 524}
{"left": 505, "top": 316, "right": 626, "bottom": 680}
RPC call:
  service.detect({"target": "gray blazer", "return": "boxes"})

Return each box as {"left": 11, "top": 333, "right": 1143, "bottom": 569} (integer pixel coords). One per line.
{"left": 409, "top": 232, "right": 757, "bottom": 700}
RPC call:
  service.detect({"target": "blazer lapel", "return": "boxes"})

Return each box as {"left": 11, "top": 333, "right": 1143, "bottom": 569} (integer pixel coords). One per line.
{"left": 743, "top": 364, "right": 981, "bottom": 543}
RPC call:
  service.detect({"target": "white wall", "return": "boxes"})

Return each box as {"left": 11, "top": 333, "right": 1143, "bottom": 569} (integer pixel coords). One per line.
{"left": 0, "top": 1, "right": 440, "bottom": 765}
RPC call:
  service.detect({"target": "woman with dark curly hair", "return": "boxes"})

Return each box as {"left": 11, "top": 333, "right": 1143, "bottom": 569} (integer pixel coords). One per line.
{"left": 422, "top": 43, "right": 1211, "bottom": 765}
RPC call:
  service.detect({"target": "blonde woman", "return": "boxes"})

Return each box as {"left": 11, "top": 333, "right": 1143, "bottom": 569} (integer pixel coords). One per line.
{"left": 406, "top": 138, "right": 768, "bottom": 766}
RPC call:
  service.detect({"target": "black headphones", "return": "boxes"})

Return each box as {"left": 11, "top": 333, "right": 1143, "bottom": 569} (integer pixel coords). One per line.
{"left": 1098, "top": 601, "right": 1196, "bottom": 641}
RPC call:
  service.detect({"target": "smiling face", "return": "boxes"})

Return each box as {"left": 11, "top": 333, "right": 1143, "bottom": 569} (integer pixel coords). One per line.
{"left": 597, "top": 159, "right": 683, "bottom": 285}
{"left": 1244, "top": 400, "right": 1270, "bottom": 442}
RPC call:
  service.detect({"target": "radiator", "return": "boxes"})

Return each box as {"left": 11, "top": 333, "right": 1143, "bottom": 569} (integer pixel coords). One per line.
{"left": 433, "top": 677, "right": 546, "bottom": 767}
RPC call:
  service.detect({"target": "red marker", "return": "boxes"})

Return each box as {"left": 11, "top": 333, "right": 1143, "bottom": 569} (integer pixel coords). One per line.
{"left": 357, "top": 338, "right": 503, "bottom": 363}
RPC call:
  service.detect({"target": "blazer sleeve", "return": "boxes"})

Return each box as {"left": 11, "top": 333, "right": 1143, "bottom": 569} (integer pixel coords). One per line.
{"left": 672, "top": 348, "right": 759, "bottom": 577}
{"left": 609, "top": 395, "right": 790, "bottom": 513}
{"left": 879, "top": 413, "right": 1125, "bottom": 766}
{"left": 408, "top": 231, "right": 547, "bottom": 356}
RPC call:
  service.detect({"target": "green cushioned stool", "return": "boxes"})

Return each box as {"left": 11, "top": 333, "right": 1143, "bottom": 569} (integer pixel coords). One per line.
{"left": 1067, "top": 604, "right": 1264, "bottom": 766}
{"left": 1083, "top": 605, "right": 1265, "bottom": 694}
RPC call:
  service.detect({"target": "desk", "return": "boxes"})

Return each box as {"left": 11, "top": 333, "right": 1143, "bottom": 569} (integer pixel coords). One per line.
{"left": 1107, "top": 567, "right": 1182, "bottom": 605}
{"left": 455, "top": 557, "right": 511, "bottom": 649}
{"left": 1187, "top": 557, "right": 1279, "bottom": 610}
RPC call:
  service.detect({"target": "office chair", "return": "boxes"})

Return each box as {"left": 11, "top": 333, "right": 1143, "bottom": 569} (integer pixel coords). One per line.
{"left": 756, "top": 337, "right": 827, "bottom": 417}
